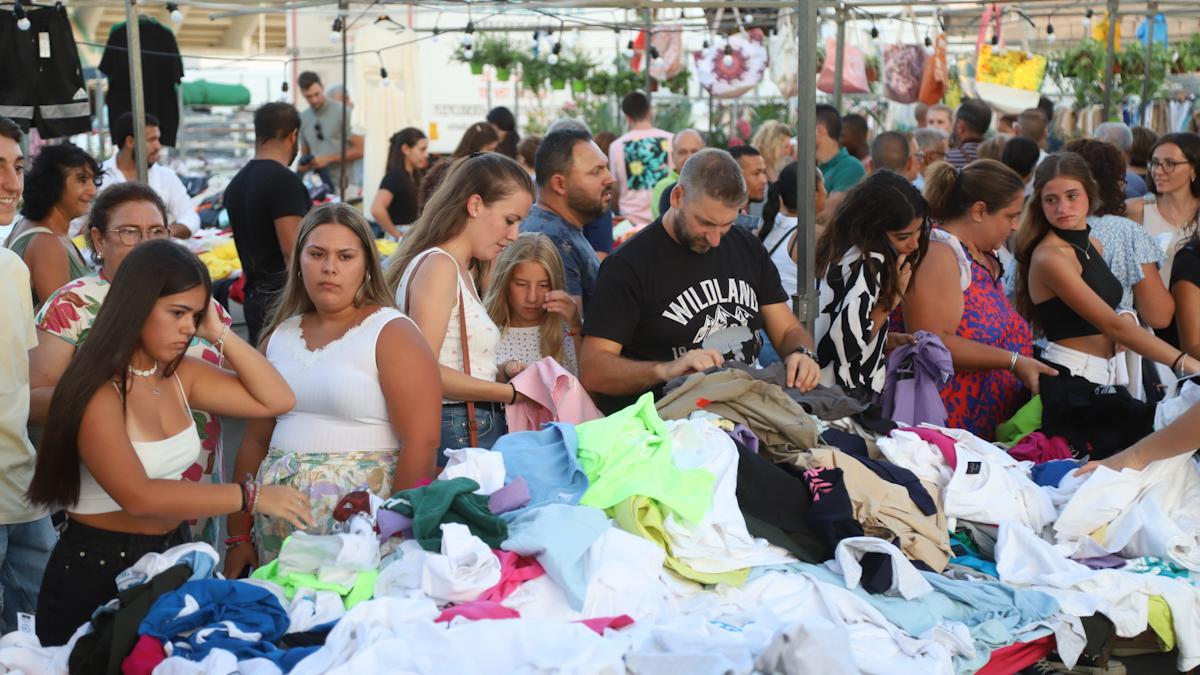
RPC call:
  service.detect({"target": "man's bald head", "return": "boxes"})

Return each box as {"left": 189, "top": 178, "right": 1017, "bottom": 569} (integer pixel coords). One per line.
{"left": 671, "top": 129, "right": 705, "bottom": 173}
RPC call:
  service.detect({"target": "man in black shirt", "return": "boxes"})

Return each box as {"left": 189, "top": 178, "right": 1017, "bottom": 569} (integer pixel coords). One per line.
{"left": 225, "top": 102, "right": 311, "bottom": 345}
{"left": 580, "top": 149, "right": 820, "bottom": 413}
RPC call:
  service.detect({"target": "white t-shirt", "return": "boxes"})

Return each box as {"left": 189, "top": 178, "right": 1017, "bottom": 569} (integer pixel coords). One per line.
{"left": 0, "top": 248, "right": 46, "bottom": 523}
{"left": 496, "top": 325, "right": 578, "bottom": 376}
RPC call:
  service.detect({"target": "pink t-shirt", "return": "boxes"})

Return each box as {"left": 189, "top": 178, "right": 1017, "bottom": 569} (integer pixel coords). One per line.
{"left": 608, "top": 128, "right": 673, "bottom": 228}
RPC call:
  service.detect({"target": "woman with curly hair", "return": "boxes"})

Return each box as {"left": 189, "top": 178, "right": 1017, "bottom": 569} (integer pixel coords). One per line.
{"left": 4, "top": 143, "right": 100, "bottom": 309}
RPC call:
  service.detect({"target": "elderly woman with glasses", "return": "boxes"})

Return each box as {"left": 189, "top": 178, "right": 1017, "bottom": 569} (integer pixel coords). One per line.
{"left": 27, "top": 183, "right": 233, "bottom": 547}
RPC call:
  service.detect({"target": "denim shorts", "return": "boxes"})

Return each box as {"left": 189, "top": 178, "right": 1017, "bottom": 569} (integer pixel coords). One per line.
{"left": 36, "top": 519, "right": 190, "bottom": 646}
{"left": 0, "top": 516, "right": 55, "bottom": 635}
{"left": 439, "top": 402, "right": 506, "bottom": 465}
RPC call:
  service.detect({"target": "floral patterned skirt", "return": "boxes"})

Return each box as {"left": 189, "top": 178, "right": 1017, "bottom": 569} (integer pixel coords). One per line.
{"left": 253, "top": 448, "right": 397, "bottom": 563}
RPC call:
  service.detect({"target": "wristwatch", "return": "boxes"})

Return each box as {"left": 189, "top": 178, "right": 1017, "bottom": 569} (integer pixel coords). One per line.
{"left": 793, "top": 345, "right": 817, "bottom": 362}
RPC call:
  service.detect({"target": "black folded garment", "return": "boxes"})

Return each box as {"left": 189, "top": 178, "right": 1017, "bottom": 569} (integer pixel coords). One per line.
{"left": 1039, "top": 374, "right": 1155, "bottom": 460}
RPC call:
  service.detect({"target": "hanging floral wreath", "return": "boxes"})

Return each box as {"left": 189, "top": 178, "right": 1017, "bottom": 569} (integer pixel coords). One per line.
{"left": 694, "top": 29, "right": 768, "bottom": 99}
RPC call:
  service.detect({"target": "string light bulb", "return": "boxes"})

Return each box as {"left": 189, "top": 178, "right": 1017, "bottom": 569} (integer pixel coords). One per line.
{"left": 743, "top": 13, "right": 753, "bottom": 24}
{"left": 1082, "top": 8, "right": 1093, "bottom": 29}
{"left": 14, "top": 2, "right": 30, "bottom": 31}
{"left": 461, "top": 21, "right": 474, "bottom": 49}
{"left": 869, "top": 24, "right": 879, "bottom": 39}
{"left": 328, "top": 16, "right": 343, "bottom": 43}
{"left": 1047, "top": 22, "right": 1056, "bottom": 43}
{"left": 990, "top": 32, "right": 999, "bottom": 46}
{"left": 380, "top": 67, "right": 390, "bottom": 87}
{"left": 530, "top": 31, "right": 540, "bottom": 50}
{"left": 722, "top": 42, "right": 734, "bottom": 68}
{"left": 166, "top": 3, "right": 183, "bottom": 23}
{"left": 623, "top": 39, "right": 635, "bottom": 58}
{"left": 650, "top": 45, "right": 660, "bottom": 63}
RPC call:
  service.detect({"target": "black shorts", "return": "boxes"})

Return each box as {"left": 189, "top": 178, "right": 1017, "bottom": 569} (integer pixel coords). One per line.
{"left": 0, "top": 6, "right": 91, "bottom": 137}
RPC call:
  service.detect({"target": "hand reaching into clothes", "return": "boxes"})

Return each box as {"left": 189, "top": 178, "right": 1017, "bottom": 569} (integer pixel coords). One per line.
{"left": 256, "top": 485, "right": 316, "bottom": 530}
{"left": 784, "top": 350, "right": 820, "bottom": 391}
{"left": 501, "top": 360, "right": 528, "bottom": 381}
{"left": 657, "top": 349, "right": 724, "bottom": 382}
{"left": 885, "top": 332, "right": 917, "bottom": 353}
{"left": 223, "top": 540, "right": 258, "bottom": 580}
{"left": 1075, "top": 445, "right": 1148, "bottom": 477}
{"left": 1013, "top": 355, "right": 1058, "bottom": 395}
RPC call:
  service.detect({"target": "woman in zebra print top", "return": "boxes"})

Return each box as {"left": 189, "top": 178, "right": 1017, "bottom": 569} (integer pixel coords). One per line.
{"left": 813, "top": 171, "right": 929, "bottom": 399}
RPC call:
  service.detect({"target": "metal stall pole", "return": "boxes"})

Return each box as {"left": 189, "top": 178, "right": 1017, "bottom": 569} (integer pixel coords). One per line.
{"left": 1100, "top": 0, "right": 1120, "bottom": 122}
{"left": 1142, "top": 1, "right": 1157, "bottom": 113}
{"left": 795, "top": 0, "right": 817, "bottom": 330}
{"left": 643, "top": 9, "right": 652, "bottom": 102}
{"left": 123, "top": 0, "right": 148, "bottom": 183}
{"left": 339, "top": 0, "right": 348, "bottom": 200}
{"left": 833, "top": 3, "right": 846, "bottom": 112}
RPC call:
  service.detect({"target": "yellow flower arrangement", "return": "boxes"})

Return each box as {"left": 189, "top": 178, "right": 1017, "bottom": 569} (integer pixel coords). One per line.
{"left": 976, "top": 45, "right": 1046, "bottom": 91}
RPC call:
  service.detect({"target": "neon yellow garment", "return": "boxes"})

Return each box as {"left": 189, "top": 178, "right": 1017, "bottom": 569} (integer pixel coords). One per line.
{"left": 575, "top": 392, "right": 714, "bottom": 523}
{"left": 650, "top": 170, "right": 679, "bottom": 219}
{"left": 995, "top": 395, "right": 1042, "bottom": 445}
{"left": 1147, "top": 595, "right": 1175, "bottom": 651}
{"left": 251, "top": 559, "right": 378, "bottom": 609}
{"left": 611, "top": 495, "right": 749, "bottom": 586}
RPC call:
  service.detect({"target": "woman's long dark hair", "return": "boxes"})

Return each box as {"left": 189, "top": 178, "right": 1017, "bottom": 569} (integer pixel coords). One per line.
{"left": 385, "top": 127, "right": 426, "bottom": 178}
{"left": 815, "top": 170, "right": 930, "bottom": 308}
{"left": 27, "top": 240, "right": 213, "bottom": 509}
{"left": 487, "top": 106, "right": 519, "bottom": 159}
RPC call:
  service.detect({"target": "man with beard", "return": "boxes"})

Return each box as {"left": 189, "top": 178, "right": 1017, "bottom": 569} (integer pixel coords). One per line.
{"left": 225, "top": 102, "right": 311, "bottom": 345}
{"left": 521, "top": 126, "right": 614, "bottom": 312}
{"left": 580, "top": 148, "right": 820, "bottom": 414}
{"left": 84, "top": 112, "right": 198, "bottom": 239}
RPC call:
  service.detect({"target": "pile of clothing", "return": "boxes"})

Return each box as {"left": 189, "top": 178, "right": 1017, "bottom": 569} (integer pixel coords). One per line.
{"left": 2, "top": 368, "right": 1198, "bottom": 675}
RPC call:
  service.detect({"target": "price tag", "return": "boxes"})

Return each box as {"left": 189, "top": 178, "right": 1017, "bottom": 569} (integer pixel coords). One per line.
{"left": 17, "top": 612, "right": 35, "bottom": 635}
{"left": 39, "top": 33, "right": 51, "bottom": 59}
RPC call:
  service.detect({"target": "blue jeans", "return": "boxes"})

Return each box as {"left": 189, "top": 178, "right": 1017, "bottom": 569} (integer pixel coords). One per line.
{"left": 0, "top": 516, "right": 55, "bottom": 635}
{"left": 439, "top": 403, "right": 507, "bottom": 466}
{"left": 758, "top": 330, "right": 782, "bottom": 367}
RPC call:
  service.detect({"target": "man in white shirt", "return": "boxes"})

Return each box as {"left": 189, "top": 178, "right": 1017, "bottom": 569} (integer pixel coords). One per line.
{"left": 0, "top": 116, "right": 55, "bottom": 635}
{"left": 91, "top": 112, "right": 198, "bottom": 239}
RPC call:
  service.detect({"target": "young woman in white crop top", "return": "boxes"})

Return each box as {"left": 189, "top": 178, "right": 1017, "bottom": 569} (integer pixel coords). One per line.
{"left": 1125, "top": 133, "right": 1200, "bottom": 284}
{"left": 27, "top": 240, "right": 309, "bottom": 646}
{"left": 387, "top": 153, "right": 536, "bottom": 459}
{"left": 226, "top": 204, "right": 442, "bottom": 575}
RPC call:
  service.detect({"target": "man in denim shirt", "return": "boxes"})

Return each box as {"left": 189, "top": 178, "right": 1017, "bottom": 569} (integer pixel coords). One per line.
{"left": 521, "top": 126, "right": 615, "bottom": 311}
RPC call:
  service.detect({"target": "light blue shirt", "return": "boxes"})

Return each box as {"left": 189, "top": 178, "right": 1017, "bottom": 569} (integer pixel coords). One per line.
{"left": 1090, "top": 214, "right": 1166, "bottom": 314}
{"left": 501, "top": 503, "right": 609, "bottom": 610}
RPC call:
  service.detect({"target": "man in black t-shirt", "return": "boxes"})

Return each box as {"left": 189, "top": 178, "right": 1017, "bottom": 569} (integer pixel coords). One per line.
{"left": 580, "top": 149, "right": 820, "bottom": 413}
{"left": 225, "top": 102, "right": 311, "bottom": 345}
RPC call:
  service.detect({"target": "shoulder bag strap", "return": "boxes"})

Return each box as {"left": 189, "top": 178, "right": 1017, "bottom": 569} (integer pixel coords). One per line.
{"left": 457, "top": 286, "right": 479, "bottom": 448}
{"left": 768, "top": 226, "right": 800, "bottom": 256}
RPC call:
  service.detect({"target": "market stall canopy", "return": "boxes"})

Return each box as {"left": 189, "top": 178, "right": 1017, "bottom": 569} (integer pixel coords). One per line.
{"left": 181, "top": 79, "right": 252, "bottom": 106}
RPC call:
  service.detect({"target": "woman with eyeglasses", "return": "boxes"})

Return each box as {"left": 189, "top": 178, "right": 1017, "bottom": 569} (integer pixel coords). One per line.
{"left": 3, "top": 143, "right": 100, "bottom": 310}
{"left": 28, "top": 183, "right": 233, "bottom": 546}
{"left": 899, "top": 160, "right": 1057, "bottom": 440}
{"left": 1125, "top": 132, "right": 1200, "bottom": 285}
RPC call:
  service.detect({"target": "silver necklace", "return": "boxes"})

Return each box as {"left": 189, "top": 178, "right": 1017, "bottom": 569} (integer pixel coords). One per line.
{"left": 128, "top": 361, "right": 160, "bottom": 395}
{"left": 1064, "top": 239, "right": 1092, "bottom": 261}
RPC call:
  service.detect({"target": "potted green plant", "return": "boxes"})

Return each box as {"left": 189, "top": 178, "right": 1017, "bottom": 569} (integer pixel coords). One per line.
{"left": 587, "top": 71, "right": 611, "bottom": 96}
{"left": 564, "top": 51, "right": 594, "bottom": 94}
{"left": 453, "top": 44, "right": 485, "bottom": 75}
{"left": 520, "top": 54, "right": 548, "bottom": 95}
{"left": 548, "top": 58, "right": 569, "bottom": 91}
{"left": 478, "top": 36, "right": 517, "bottom": 81}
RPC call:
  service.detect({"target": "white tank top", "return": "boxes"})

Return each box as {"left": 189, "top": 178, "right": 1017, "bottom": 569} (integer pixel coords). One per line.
{"left": 394, "top": 247, "right": 500, "bottom": 384}
{"left": 268, "top": 307, "right": 409, "bottom": 453}
{"left": 73, "top": 376, "right": 202, "bottom": 515}
{"left": 1142, "top": 197, "right": 1195, "bottom": 284}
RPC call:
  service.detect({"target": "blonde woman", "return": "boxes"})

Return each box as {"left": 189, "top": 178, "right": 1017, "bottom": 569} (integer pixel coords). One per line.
{"left": 224, "top": 203, "right": 441, "bottom": 575}
{"left": 387, "top": 153, "right": 535, "bottom": 458}
{"left": 750, "top": 120, "right": 796, "bottom": 182}
{"left": 485, "top": 233, "right": 582, "bottom": 377}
